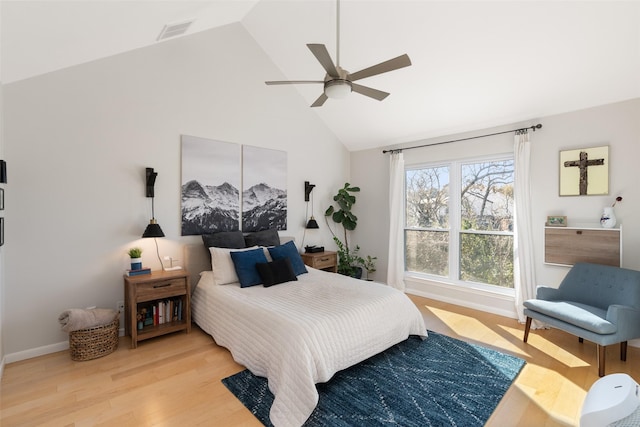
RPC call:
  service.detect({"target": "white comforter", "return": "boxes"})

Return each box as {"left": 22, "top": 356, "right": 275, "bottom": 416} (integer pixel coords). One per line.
{"left": 192, "top": 267, "right": 427, "bottom": 427}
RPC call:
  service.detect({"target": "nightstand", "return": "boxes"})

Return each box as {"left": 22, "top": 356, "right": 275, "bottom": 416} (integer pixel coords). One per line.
{"left": 124, "top": 269, "right": 191, "bottom": 348}
{"left": 301, "top": 251, "right": 337, "bottom": 273}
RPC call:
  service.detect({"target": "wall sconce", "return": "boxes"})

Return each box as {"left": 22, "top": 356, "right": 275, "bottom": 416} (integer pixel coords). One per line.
{"left": 305, "top": 181, "right": 319, "bottom": 229}
{"left": 142, "top": 167, "right": 165, "bottom": 238}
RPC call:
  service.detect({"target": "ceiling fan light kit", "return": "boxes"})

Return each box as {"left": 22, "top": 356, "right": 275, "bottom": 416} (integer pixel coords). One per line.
{"left": 325, "top": 80, "right": 352, "bottom": 99}
{"left": 265, "top": 0, "right": 411, "bottom": 107}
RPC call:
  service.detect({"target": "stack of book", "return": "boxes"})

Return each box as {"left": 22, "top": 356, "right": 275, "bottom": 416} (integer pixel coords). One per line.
{"left": 125, "top": 267, "right": 151, "bottom": 276}
{"left": 138, "top": 298, "right": 184, "bottom": 327}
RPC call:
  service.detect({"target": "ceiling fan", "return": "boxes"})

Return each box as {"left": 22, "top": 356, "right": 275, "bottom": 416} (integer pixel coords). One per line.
{"left": 265, "top": 0, "right": 412, "bottom": 107}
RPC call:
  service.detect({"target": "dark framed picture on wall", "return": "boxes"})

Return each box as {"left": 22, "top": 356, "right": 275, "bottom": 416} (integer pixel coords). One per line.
{"left": 0, "top": 217, "right": 4, "bottom": 246}
{"left": 559, "top": 145, "right": 609, "bottom": 196}
{"left": 0, "top": 188, "right": 4, "bottom": 210}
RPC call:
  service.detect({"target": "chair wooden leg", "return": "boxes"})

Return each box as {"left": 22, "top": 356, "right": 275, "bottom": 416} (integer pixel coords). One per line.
{"left": 523, "top": 317, "right": 532, "bottom": 342}
{"left": 579, "top": 337, "right": 584, "bottom": 343}
{"left": 621, "top": 341, "right": 628, "bottom": 361}
{"left": 597, "top": 345, "right": 606, "bottom": 377}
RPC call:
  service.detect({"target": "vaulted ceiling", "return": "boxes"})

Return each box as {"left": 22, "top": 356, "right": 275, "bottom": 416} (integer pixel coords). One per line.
{"left": 2, "top": 1, "right": 639, "bottom": 151}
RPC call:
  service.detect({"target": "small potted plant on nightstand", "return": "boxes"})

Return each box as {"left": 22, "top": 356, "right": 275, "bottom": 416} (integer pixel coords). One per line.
{"left": 128, "top": 247, "right": 143, "bottom": 270}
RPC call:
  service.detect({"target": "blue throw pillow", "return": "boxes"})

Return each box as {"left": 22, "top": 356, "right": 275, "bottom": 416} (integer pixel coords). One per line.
{"left": 268, "top": 241, "right": 308, "bottom": 276}
{"left": 230, "top": 248, "right": 268, "bottom": 288}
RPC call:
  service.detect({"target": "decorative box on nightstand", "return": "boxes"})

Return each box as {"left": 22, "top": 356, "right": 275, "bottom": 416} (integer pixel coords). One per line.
{"left": 124, "top": 269, "right": 191, "bottom": 348}
{"left": 301, "top": 251, "right": 337, "bottom": 273}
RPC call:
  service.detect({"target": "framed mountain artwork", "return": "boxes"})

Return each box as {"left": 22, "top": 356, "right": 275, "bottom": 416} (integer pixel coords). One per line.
{"left": 242, "top": 145, "right": 287, "bottom": 232}
{"left": 181, "top": 135, "right": 241, "bottom": 235}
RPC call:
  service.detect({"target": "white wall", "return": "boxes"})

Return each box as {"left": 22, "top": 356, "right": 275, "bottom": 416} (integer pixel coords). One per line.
{"left": 530, "top": 98, "right": 640, "bottom": 285}
{"left": 351, "top": 98, "right": 640, "bottom": 315}
{"left": 2, "top": 23, "right": 349, "bottom": 359}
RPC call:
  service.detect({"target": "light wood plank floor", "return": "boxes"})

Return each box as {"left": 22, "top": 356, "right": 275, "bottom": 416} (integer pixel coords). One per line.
{"left": 2, "top": 294, "right": 638, "bottom": 427}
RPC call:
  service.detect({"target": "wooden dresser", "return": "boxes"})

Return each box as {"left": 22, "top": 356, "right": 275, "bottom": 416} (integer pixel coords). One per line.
{"left": 544, "top": 225, "right": 621, "bottom": 267}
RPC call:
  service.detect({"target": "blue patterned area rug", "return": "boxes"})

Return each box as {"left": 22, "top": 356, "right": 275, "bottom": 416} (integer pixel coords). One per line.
{"left": 222, "top": 331, "right": 525, "bottom": 427}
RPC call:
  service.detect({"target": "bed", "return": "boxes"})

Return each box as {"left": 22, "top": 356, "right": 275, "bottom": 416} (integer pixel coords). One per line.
{"left": 186, "top": 239, "right": 427, "bottom": 427}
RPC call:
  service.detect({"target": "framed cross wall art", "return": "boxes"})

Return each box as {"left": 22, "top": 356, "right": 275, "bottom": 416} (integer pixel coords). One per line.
{"left": 559, "top": 145, "right": 609, "bottom": 196}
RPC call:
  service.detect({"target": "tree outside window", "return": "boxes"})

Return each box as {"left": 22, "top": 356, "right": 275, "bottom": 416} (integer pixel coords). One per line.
{"left": 405, "top": 158, "right": 514, "bottom": 288}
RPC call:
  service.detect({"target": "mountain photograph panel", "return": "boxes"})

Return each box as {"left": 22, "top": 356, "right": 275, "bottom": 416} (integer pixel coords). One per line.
{"left": 181, "top": 135, "right": 241, "bottom": 235}
{"left": 242, "top": 145, "right": 287, "bottom": 232}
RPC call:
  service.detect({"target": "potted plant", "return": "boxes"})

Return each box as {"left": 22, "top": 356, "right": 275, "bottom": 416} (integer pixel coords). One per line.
{"left": 363, "top": 255, "right": 377, "bottom": 281}
{"left": 333, "top": 238, "right": 365, "bottom": 278}
{"left": 128, "top": 247, "right": 143, "bottom": 270}
{"left": 324, "top": 183, "right": 375, "bottom": 279}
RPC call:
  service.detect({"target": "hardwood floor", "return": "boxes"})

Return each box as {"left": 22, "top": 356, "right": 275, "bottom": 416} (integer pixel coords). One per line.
{"left": 2, "top": 294, "right": 638, "bottom": 426}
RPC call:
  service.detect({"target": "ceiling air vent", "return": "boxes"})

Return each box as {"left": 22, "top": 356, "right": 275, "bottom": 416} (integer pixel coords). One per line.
{"left": 157, "top": 19, "right": 194, "bottom": 41}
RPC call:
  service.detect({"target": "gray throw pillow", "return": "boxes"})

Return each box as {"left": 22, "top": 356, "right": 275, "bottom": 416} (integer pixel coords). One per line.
{"left": 244, "top": 229, "right": 280, "bottom": 247}
{"left": 202, "top": 230, "right": 246, "bottom": 249}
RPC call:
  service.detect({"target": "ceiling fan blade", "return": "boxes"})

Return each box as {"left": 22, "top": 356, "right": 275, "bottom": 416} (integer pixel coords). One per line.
{"left": 311, "top": 93, "right": 328, "bottom": 108}
{"left": 349, "top": 54, "right": 412, "bottom": 82}
{"left": 307, "top": 44, "right": 340, "bottom": 78}
{"left": 265, "top": 80, "right": 324, "bottom": 85}
{"left": 351, "top": 83, "right": 389, "bottom": 101}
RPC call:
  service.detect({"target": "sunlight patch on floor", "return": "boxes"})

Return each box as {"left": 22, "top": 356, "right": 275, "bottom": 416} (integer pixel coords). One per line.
{"left": 426, "top": 305, "right": 528, "bottom": 356}
{"left": 516, "top": 364, "right": 586, "bottom": 425}
{"left": 524, "top": 331, "right": 591, "bottom": 369}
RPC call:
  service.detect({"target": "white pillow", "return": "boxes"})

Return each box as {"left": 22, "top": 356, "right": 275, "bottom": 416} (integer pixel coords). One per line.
{"left": 210, "top": 246, "right": 258, "bottom": 285}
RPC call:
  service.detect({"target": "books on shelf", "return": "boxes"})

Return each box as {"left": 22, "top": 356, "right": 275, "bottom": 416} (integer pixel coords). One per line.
{"left": 138, "top": 297, "right": 185, "bottom": 328}
{"left": 125, "top": 267, "right": 151, "bottom": 276}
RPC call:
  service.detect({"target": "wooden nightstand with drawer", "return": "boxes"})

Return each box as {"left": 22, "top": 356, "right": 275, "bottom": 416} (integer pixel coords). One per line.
{"left": 124, "top": 269, "right": 191, "bottom": 348}
{"left": 301, "top": 251, "right": 338, "bottom": 273}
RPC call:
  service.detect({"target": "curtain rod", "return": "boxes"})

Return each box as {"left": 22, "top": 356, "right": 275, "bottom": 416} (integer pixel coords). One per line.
{"left": 382, "top": 124, "right": 543, "bottom": 154}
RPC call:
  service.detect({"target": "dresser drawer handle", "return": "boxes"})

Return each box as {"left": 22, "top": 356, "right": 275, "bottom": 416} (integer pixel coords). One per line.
{"left": 319, "top": 257, "right": 330, "bottom": 262}
{"left": 153, "top": 283, "right": 171, "bottom": 288}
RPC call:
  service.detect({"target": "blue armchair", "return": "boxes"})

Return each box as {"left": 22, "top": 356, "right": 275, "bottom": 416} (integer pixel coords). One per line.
{"left": 523, "top": 263, "right": 640, "bottom": 377}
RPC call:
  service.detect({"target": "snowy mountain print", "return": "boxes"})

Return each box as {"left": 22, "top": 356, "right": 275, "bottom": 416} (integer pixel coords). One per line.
{"left": 242, "top": 145, "right": 288, "bottom": 232}
{"left": 242, "top": 183, "right": 287, "bottom": 231}
{"left": 181, "top": 180, "right": 240, "bottom": 235}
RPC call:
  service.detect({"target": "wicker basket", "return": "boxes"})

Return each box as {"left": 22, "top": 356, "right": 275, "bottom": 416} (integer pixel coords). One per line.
{"left": 69, "top": 316, "right": 119, "bottom": 361}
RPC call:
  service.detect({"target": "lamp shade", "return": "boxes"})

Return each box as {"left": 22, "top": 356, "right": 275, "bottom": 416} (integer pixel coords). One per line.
{"left": 324, "top": 80, "right": 352, "bottom": 99}
{"left": 306, "top": 216, "right": 319, "bottom": 229}
{"left": 142, "top": 220, "right": 165, "bottom": 238}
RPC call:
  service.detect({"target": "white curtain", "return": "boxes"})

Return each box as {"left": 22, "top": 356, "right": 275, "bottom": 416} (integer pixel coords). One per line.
{"left": 387, "top": 152, "right": 405, "bottom": 291}
{"left": 514, "top": 131, "right": 538, "bottom": 323}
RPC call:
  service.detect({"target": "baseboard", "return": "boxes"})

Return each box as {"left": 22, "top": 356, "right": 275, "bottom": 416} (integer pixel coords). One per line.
{"left": 405, "top": 276, "right": 517, "bottom": 319}
{"left": 4, "top": 328, "right": 126, "bottom": 364}
{"left": 4, "top": 341, "right": 69, "bottom": 364}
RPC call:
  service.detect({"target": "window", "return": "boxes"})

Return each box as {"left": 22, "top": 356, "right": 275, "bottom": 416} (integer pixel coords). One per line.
{"left": 405, "top": 166, "right": 450, "bottom": 277}
{"left": 405, "top": 157, "right": 514, "bottom": 289}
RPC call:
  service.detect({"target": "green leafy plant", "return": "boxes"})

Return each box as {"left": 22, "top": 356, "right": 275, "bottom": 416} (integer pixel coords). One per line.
{"left": 127, "top": 247, "right": 143, "bottom": 258}
{"left": 363, "top": 255, "right": 378, "bottom": 280}
{"left": 332, "top": 237, "right": 365, "bottom": 278}
{"left": 325, "top": 183, "right": 375, "bottom": 278}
